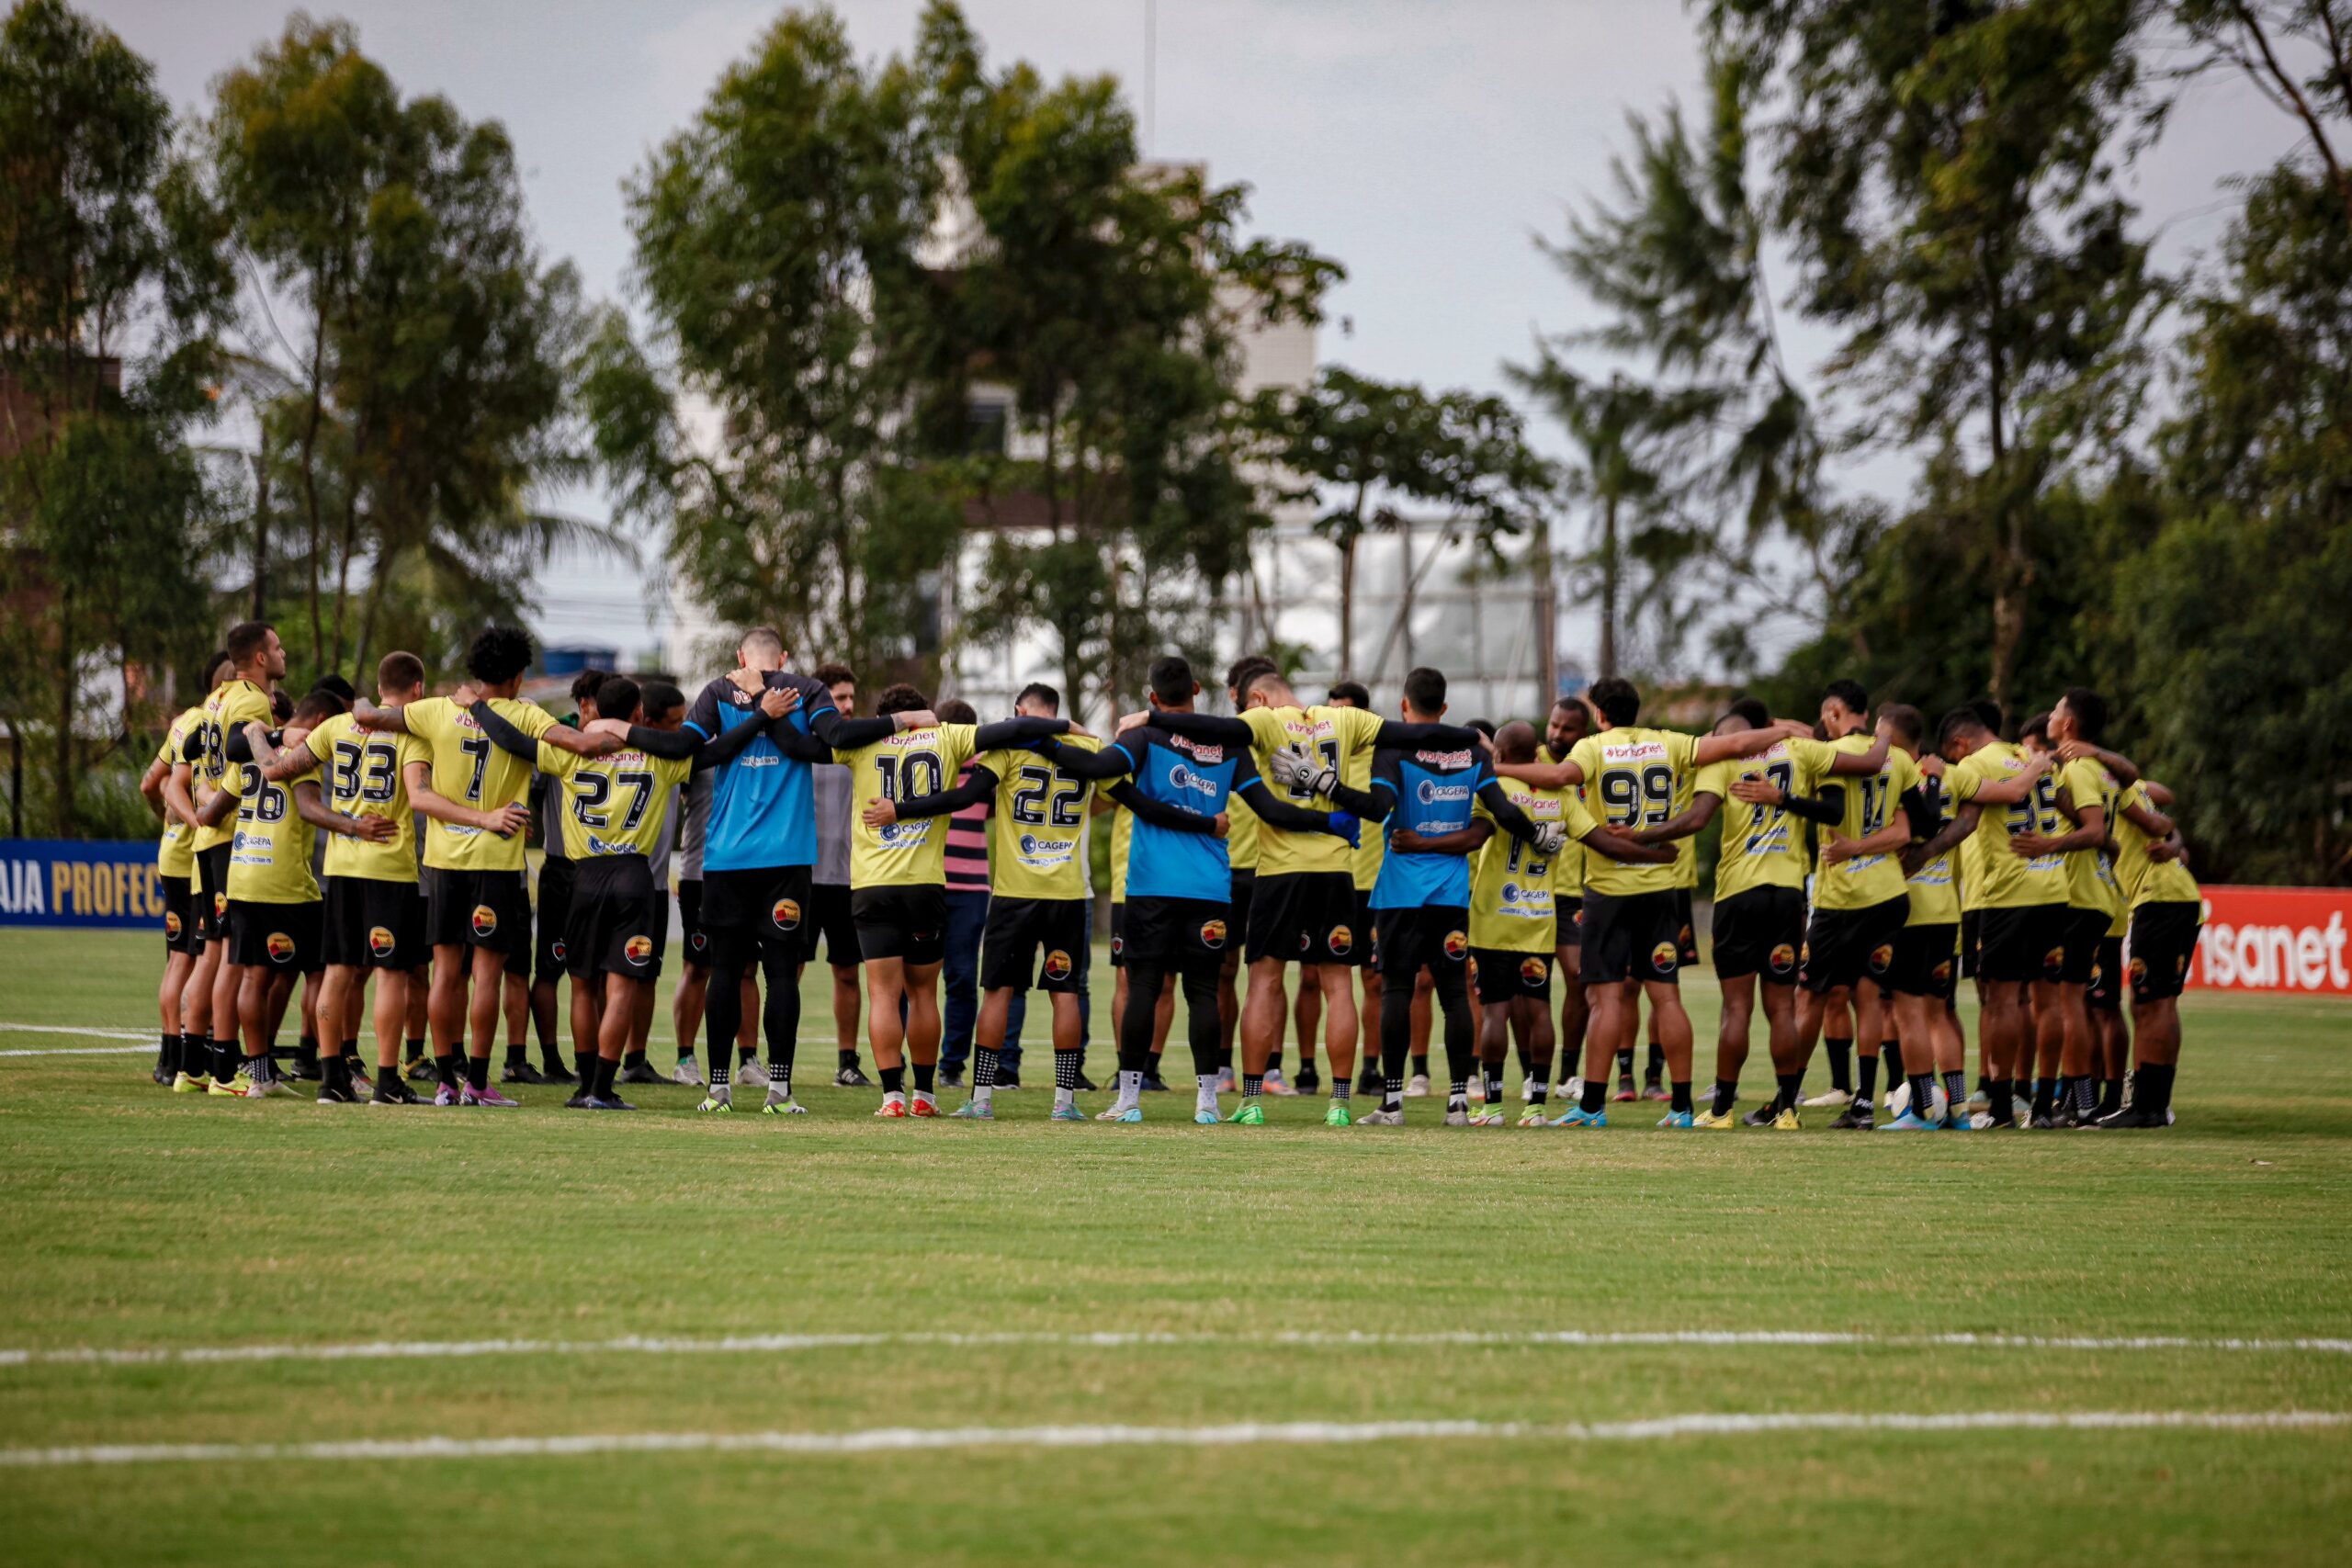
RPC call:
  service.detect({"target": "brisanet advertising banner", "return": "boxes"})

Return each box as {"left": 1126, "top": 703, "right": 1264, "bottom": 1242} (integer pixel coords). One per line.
{"left": 2187, "top": 886, "right": 2352, "bottom": 997}
{"left": 0, "top": 840, "right": 168, "bottom": 931}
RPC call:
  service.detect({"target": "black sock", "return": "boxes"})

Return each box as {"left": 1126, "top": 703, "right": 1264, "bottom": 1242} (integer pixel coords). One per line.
{"left": 180, "top": 1031, "right": 203, "bottom": 1076}
{"left": 1644, "top": 1043, "right": 1664, "bottom": 1084}
{"left": 2097, "top": 1076, "right": 2124, "bottom": 1115}
{"left": 1857, "top": 1054, "right": 1880, "bottom": 1103}
{"left": 158, "top": 1032, "right": 178, "bottom": 1077}
{"left": 1908, "top": 1073, "right": 1938, "bottom": 1117}
{"left": 1482, "top": 1066, "right": 1504, "bottom": 1102}
{"left": 594, "top": 1055, "right": 619, "bottom": 1098}
{"left": 1055, "top": 1049, "right": 1081, "bottom": 1091}
{"left": 2011, "top": 1075, "right": 2031, "bottom": 1110}
{"left": 297, "top": 1033, "right": 319, "bottom": 1065}
{"left": 573, "top": 1048, "right": 595, "bottom": 1086}
{"left": 838, "top": 1048, "right": 858, "bottom": 1071}
{"left": 1775, "top": 1071, "right": 1803, "bottom": 1113}
{"left": 1942, "top": 1069, "right": 1965, "bottom": 1111}
{"left": 1615, "top": 1046, "right": 1634, "bottom": 1079}
{"left": 1242, "top": 1072, "right": 1264, "bottom": 1097}
{"left": 1449, "top": 1074, "right": 1470, "bottom": 1100}
{"left": 625, "top": 1048, "right": 647, "bottom": 1073}
{"left": 405, "top": 1036, "right": 425, "bottom": 1062}
{"left": 504, "top": 1043, "right": 526, "bottom": 1067}
{"left": 1990, "top": 1078, "right": 2015, "bottom": 1122}
{"left": 1580, "top": 1077, "right": 1607, "bottom": 1114}
{"left": 249, "top": 1053, "right": 272, "bottom": 1085}
{"left": 1711, "top": 1078, "right": 1737, "bottom": 1117}
{"left": 880, "top": 1065, "right": 905, "bottom": 1096}
{"left": 912, "top": 1061, "right": 935, "bottom": 1096}
{"left": 465, "top": 1055, "right": 490, "bottom": 1093}
{"left": 1882, "top": 1039, "right": 1904, "bottom": 1082}
{"left": 212, "top": 1037, "right": 238, "bottom": 1080}
{"left": 710, "top": 1052, "right": 730, "bottom": 1088}
{"left": 2138, "top": 1062, "right": 2177, "bottom": 1114}
{"left": 1826, "top": 1037, "right": 1853, "bottom": 1092}
{"left": 434, "top": 1054, "right": 460, "bottom": 1089}
{"left": 2032, "top": 1077, "right": 2057, "bottom": 1118}
{"left": 1410, "top": 1052, "right": 1429, "bottom": 1080}
{"left": 1669, "top": 1080, "right": 1692, "bottom": 1113}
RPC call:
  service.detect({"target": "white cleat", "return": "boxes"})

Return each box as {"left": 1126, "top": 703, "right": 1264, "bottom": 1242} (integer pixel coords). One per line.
{"left": 673, "top": 1057, "right": 706, "bottom": 1087}
{"left": 737, "top": 1059, "right": 771, "bottom": 1089}
{"left": 1403, "top": 1074, "right": 1430, "bottom": 1099}
{"left": 1443, "top": 1103, "right": 1471, "bottom": 1127}
{"left": 1356, "top": 1107, "right": 1406, "bottom": 1126}
{"left": 1800, "top": 1088, "right": 1852, "bottom": 1108}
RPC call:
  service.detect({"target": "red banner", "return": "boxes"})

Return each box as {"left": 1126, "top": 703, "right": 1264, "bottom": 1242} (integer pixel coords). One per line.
{"left": 2186, "top": 886, "right": 2352, "bottom": 996}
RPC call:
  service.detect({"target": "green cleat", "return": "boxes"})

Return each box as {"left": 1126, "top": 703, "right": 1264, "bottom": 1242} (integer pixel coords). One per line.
{"left": 695, "top": 1095, "right": 731, "bottom": 1113}
{"left": 1227, "top": 1100, "right": 1265, "bottom": 1125}
{"left": 950, "top": 1100, "right": 994, "bottom": 1120}
{"left": 1323, "top": 1101, "right": 1353, "bottom": 1128}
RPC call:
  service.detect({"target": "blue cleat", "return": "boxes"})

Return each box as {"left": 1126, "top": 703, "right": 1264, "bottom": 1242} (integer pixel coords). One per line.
{"left": 1193, "top": 1108, "right": 1221, "bottom": 1124}
{"left": 1049, "top": 1102, "right": 1088, "bottom": 1122}
{"left": 1876, "top": 1111, "right": 1938, "bottom": 1132}
{"left": 1551, "top": 1106, "right": 1608, "bottom": 1128}
{"left": 1939, "top": 1113, "right": 1973, "bottom": 1132}
{"left": 1109, "top": 1105, "right": 1143, "bottom": 1123}
{"left": 1655, "top": 1109, "right": 1695, "bottom": 1129}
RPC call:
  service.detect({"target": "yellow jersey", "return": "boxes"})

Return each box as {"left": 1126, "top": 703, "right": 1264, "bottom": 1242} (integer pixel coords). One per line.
{"left": 1227, "top": 789, "right": 1260, "bottom": 873}
{"left": 1813, "top": 733, "right": 1919, "bottom": 911}
{"left": 1237, "top": 704, "right": 1385, "bottom": 877}
{"left": 406, "top": 696, "right": 555, "bottom": 873}
{"left": 1905, "top": 768, "right": 1961, "bottom": 927}
{"left": 1469, "top": 780, "right": 1601, "bottom": 953}
{"left": 2111, "top": 781, "right": 2199, "bottom": 908}
{"left": 193, "top": 679, "right": 274, "bottom": 853}
{"left": 1696, "top": 735, "right": 1839, "bottom": 902}
{"left": 535, "top": 740, "right": 693, "bottom": 862}
{"left": 835, "top": 723, "right": 981, "bottom": 888}
{"left": 1945, "top": 740, "right": 2068, "bottom": 908}
{"left": 977, "top": 735, "right": 1101, "bottom": 901}
{"left": 1537, "top": 744, "right": 1585, "bottom": 897}
{"left": 1109, "top": 803, "right": 1134, "bottom": 902}
{"left": 301, "top": 713, "right": 428, "bottom": 883}
{"left": 224, "top": 752, "right": 320, "bottom": 905}
{"left": 2057, "top": 756, "right": 2127, "bottom": 924}
{"left": 1566, "top": 727, "right": 1697, "bottom": 897}
{"left": 155, "top": 705, "right": 205, "bottom": 878}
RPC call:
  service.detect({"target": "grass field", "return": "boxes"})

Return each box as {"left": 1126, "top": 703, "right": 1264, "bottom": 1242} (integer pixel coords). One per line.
{"left": 2, "top": 925, "right": 2348, "bottom": 1566}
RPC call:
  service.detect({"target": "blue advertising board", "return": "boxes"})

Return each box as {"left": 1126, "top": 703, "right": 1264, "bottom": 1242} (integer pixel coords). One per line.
{"left": 0, "top": 840, "right": 167, "bottom": 930}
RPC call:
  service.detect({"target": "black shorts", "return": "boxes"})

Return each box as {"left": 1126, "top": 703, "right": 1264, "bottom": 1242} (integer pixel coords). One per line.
{"left": 1228, "top": 870, "right": 1257, "bottom": 953}
{"left": 803, "top": 881, "right": 859, "bottom": 967}
{"left": 2086, "top": 934, "right": 2125, "bottom": 1012}
{"left": 1246, "top": 870, "right": 1364, "bottom": 966}
{"left": 2128, "top": 901, "right": 2201, "bottom": 1001}
{"left": 852, "top": 884, "right": 946, "bottom": 965}
{"left": 2054, "top": 905, "right": 2111, "bottom": 987}
{"left": 196, "top": 842, "right": 232, "bottom": 942}
{"left": 980, "top": 896, "right": 1090, "bottom": 993}
{"left": 1122, "top": 896, "right": 1234, "bottom": 974}
{"left": 161, "top": 874, "right": 198, "bottom": 956}
{"left": 565, "top": 861, "right": 665, "bottom": 980}
{"left": 1672, "top": 886, "right": 1702, "bottom": 967}
{"left": 1580, "top": 888, "right": 1683, "bottom": 985}
{"left": 227, "top": 898, "right": 322, "bottom": 973}
{"left": 1710, "top": 886, "right": 1805, "bottom": 982}
{"left": 322, "top": 874, "right": 427, "bottom": 971}
{"left": 1472, "top": 946, "right": 1552, "bottom": 1007}
{"left": 535, "top": 857, "right": 577, "bottom": 984}
{"left": 1555, "top": 894, "right": 1584, "bottom": 953}
{"left": 703, "top": 864, "right": 813, "bottom": 968}
{"left": 1374, "top": 905, "right": 1470, "bottom": 981}
{"left": 422, "top": 865, "right": 530, "bottom": 958}
{"left": 677, "top": 877, "right": 713, "bottom": 967}
{"left": 1960, "top": 909, "right": 1982, "bottom": 980}
{"left": 1353, "top": 886, "right": 1378, "bottom": 968}
{"left": 1798, "top": 896, "right": 1910, "bottom": 993}
{"left": 1886, "top": 921, "right": 1960, "bottom": 1001}
{"left": 1976, "top": 902, "right": 2069, "bottom": 985}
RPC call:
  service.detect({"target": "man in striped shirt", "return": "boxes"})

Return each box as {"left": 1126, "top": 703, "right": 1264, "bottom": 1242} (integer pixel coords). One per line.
{"left": 938, "top": 699, "right": 995, "bottom": 1087}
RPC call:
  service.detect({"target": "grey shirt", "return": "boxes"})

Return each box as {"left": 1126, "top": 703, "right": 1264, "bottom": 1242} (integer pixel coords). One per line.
{"left": 813, "top": 763, "right": 852, "bottom": 886}
{"left": 677, "top": 770, "right": 711, "bottom": 882}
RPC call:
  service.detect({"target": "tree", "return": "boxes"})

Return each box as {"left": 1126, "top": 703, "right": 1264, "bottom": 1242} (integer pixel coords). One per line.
{"left": 0, "top": 0, "right": 232, "bottom": 834}
{"left": 2166, "top": 2, "right": 2352, "bottom": 232}
{"left": 1249, "top": 366, "right": 1549, "bottom": 680}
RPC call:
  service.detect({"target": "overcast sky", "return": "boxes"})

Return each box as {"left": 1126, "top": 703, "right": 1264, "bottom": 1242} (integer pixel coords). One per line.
{"left": 87, "top": 0, "right": 2311, "bottom": 661}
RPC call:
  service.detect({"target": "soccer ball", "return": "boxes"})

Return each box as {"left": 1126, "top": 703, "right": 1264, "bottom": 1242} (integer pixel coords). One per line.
{"left": 1884, "top": 1080, "right": 1910, "bottom": 1118}
{"left": 1920, "top": 1080, "right": 1951, "bottom": 1125}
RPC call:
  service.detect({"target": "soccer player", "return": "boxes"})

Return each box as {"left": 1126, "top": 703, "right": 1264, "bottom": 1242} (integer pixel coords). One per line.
{"left": 1631, "top": 696, "right": 1883, "bottom": 1128}
{"left": 1935, "top": 705, "right": 2065, "bottom": 1129}
{"left": 1220, "top": 655, "right": 1281, "bottom": 1092}
{"left": 522, "top": 670, "right": 608, "bottom": 1086}
{"left": 187, "top": 622, "right": 286, "bottom": 1094}
{"left": 1536, "top": 697, "right": 1595, "bottom": 1104}
{"left": 248, "top": 651, "right": 434, "bottom": 1104}
{"left": 807, "top": 661, "right": 870, "bottom": 1087}
{"left": 842, "top": 686, "right": 1069, "bottom": 1115}
{"left": 1323, "top": 681, "right": 1390, "bottom": 1099}
{"left": 1041, "top": 654, "right": 1343, "bottom": 1122}
{"left": 1491, "top": 676, "right": 1786, "bottom": 1127}
{"left": 2014, "top": 688, "right": 2128, "bottom": 1125}
{"left": 142, "top": 649, "right": 228, "bottom": 1087}
{"left": 2100, "top": 774, "right": 2198, "bottom": 1127}
{"left": 354, "top": 626, "right": 606, "bottom": 1104}
{"left": 1881, "top": 704, "right": 1972, "bottom": 1128}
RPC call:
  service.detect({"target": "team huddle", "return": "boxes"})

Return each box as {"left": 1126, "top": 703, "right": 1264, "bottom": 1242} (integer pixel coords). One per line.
{"left": 137, "top": 618, "right": 2199, "bottom": 1131}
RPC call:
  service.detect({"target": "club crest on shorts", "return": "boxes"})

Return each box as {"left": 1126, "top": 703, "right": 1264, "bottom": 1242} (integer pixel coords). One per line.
{"left": 1200, "top": 919, "right": 1227, "bottom": 950}
{"left": 164, "top": 910, "right": 182, "bottom": 941}
{"left": 1443, "top": 929, "right": 1468, "bottom": 960}
{"left": 213, "top": 891, "right": 228, "bottom": 918}
{"left": 690, "top": 931, "right": 707, "bottom": 953}
{"left": 1296, "top": 931, "right": 1312, "bottom": 953}
{"left": 1932, "top": 960, "right": 1952, "bottom": 984}
{"left": 1519, "top": 955, "right": 1548, "bottom": 987}
{"left": 552, "top": 939, "right": 568, "bottom": 963}
{"left": 1111, "top": 932, "right": 1124, "bottom": 956}
{"left": 1327, "top": 924, "right": 1353, "bottom": 956}
{"left": 1869, "top": 942, "right": 1895, "bottom": 973}
{"left": 2128, "top": 955, "right": 2147, "bottom": 986}
{"left": 1044, "top": 949, "right": 1072, "bottom": 981}
{"left": 470, "top": 904, "right": 498, "bottom": 938}
{"left": 1769, "top": 942, "right": 1796, "bottom": 975}
{"left": 266, "top": 931, "right": 296, "bottom": 964}
{"left": 1650, "top": 941, "right": 1678, "bottom": 972}
{"left": 771, "top": 897, "right": 801, "bottom": 931}
{"left": 2042, "top": 945, "right": 2065, "bottom": 976}
{"left": 368, "top": 925, "right": 397, "bottom": 958}
{"left": 625, "top": 934, "right": 653, "bottom": 966}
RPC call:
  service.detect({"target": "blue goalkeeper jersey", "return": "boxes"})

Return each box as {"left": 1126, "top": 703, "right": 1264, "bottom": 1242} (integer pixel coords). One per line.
{"left": 683, "top": 671, "right": 834, "bottom": 873}
{"left": 1368, "top": 742, "right": 1495, "bottom": 910}
{"left": 1112, "top": 724, "right": 1257, "bottom": 903}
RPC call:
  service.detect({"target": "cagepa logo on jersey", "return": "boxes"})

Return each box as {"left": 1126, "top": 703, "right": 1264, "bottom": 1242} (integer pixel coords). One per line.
{"left": 1414, "top": 778, "right": 1471, "bottom": 805}
{"left": 1166, "top": 762, "right": 1221, "bottom": 796}
{"left": 1015, "top": 833, "right": 1077, "bottom": 870}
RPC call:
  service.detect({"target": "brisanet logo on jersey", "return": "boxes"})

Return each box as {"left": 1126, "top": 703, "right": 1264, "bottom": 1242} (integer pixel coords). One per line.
{"left": 2188, "top": 887, "right": 2352, "bottom": 996}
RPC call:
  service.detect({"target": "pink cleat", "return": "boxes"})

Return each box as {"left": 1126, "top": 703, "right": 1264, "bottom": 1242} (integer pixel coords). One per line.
{"left": 434, "top": 1083, "right": 462, "bottom": 1106}
{"left": 462, "top": 1083, "right": 520, "bottom": 1107}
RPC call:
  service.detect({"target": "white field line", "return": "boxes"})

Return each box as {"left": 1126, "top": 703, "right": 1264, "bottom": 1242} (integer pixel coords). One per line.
{"left": 0, "top": 1046, "right": 150, "bottom": 1057}
{"left": 3, "top": 1409, "right": 2345, "bottom": 1469}
{"left": 7, "top": 1327, "right": 2350, "bottom": 1371}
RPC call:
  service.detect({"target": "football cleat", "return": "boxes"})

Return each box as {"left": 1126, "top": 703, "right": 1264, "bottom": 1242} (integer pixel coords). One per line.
{"left": 1938, "top": 1111, "right": 1974, "bottom": 1131}
{"left": 671, "top": 1057, "right": 705, "bottom": 1087}
{"left": 1194, "top": 1108, "right": 1221, "bottom": 1124}
{"left": 1222, "top": 1066, "right": 1245, "bottom": 1093}
{"left": 462, "top": 1084, "right": 521, "bottom": 1108}
{"left": 1656, "top": 1109, "right": 1696, "bottom": 1129}
{"left": 909, "top": 1097, "right": 940, "bottom": 1119}
{"left": 1876, "top": 1111, "right": 1937, "bottom": 1132}
{"left": 316, "top": 1081, "right": 361, "bottom": 1105}
{"left": 1073, "top": 1070, "right": 1099, "bottom": 1093}
{"left": 587, "top": 1094, "right": 638, "bottom": 1111}
{"left": 834, "top": 1064, "right": 873, "bottom": 1088}
{"left": 1354, "top": 1066, "right": 1384, "bottom": 1097}
{"left": 616, "top": 1059, "right": 662, "bottom": 1086}
{"left": 1801, "top": 1087, "right": 1852, "bottom": 1109}
{"left": 1048, "top": 1101, "right": 1088, "bottom": 1122}
{"left": 996, "top": 1075, "right": 1022, "bottom": 1091}
{"left": 1404, "top": 1074, "right": 1431, "bottom": 1100}
{"left": 950, "top": 1100, "right": 995, "bottom": 1120}
{"left": 1292, "top": 1066, "right": 1320, "bottom": 1095}
{"left": 1356, "top": 1107, "right": 1405, "bottom": 1126}
{"left": 538, "top": 1057, "right": 577, "bottom": 1084}
{"left": 370, "top": 1075, "right": 425, "bottom": 1105}
{"left": 2094, "top": 1103, "right": 2168, "bottom": 1129}
{"left": 1884, "top": 1082, "right": 1912, "bottom": 1118}
{"left": 1643, "top": 1080, "right": 1670, "bottom": 1102}
{"left": 696, "top": 1095, "right": 732, "bottom": 1114}
{"left": 1611, "top": 1075, "right": 1637, "bottom": 1103}
{"left": 937, "top": 1066, "right": 966, "bottom": 1089}
{"left": 1693, "top": 1107, "right": 1738, "bottom": 1130}
{"left": 1139, "top": 1074, "right": 1170, "bottom": 1094}
{"left": 208, "top": 1076, "right": 246, "bottom": 1097}
{"left": 345, "top": 1063, "right": 373, "bottom": 1095}
{"left": 1227, "top": 1100, "right": 1265, "bottom": 1126}
{"left": 172, "top": 1072, "right": 210, "bottom": 1095}
{"left": 875, "top": 1097, "right": 909, "bottom": 1119}
{"left": 737, "top": 1060, "right": 770, "bottom": 1088}
{"left": 1107, "top": 1106, "right": 1144, "bottom": 1124}
{"left": 1551, "top": 1106, "right": 1608, "bottom": 1128}
{"left": 1466, "top": 1106, "right": 1507, "bottom": 1126}
{"left": 761, "top": 1096, "right": 808, "bottom": 1115}
{"left": 1443, "top": 1103, "right": 1471, "bottom": 1127}
{"left": 1741, "top": 1104, "right": 1780, "bottom": 1127}
{"left": 1770, "top": 1107, "right": 1802, "bottom": 1131}
{"left": 1970, "top": 1111, "right": 2015, "bottom": 1130}
{"left": 502, "top": 1060, "right": 550, "bottom": 1086}
{"left": 434, "top": 1083, "right": 462, "bottom": 1106}
{"left": 1324, "top": 1101, "right": 1353, "bottom": 1128}
{"left": 1828, "top": 1105, "right": 1875, "bottom": 1130}
{"left": 1517, "top": 1106, "right": 1550, "bottom": 1127}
